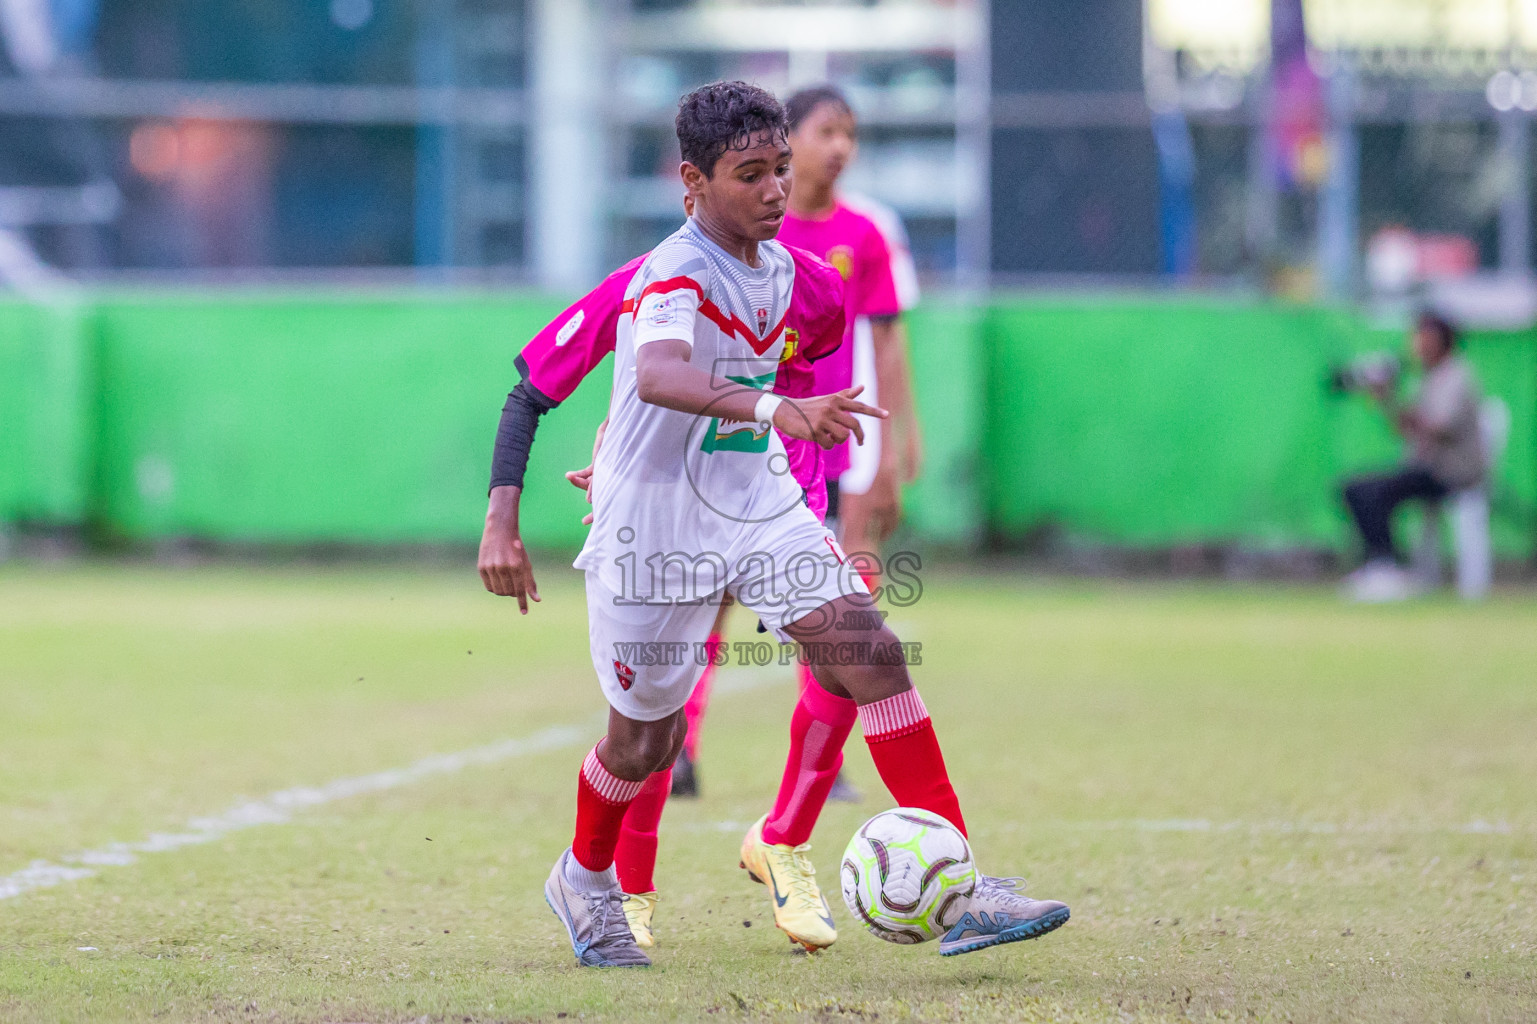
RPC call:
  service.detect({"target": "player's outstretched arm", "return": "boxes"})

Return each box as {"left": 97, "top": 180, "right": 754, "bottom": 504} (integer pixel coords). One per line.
{"left": 634, "top": 339, "right": 887, "bottom": 449}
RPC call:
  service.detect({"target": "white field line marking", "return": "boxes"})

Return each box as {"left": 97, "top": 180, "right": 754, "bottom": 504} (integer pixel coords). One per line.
{"left": 0, "top": 665, "right": 791, "bottom": 901}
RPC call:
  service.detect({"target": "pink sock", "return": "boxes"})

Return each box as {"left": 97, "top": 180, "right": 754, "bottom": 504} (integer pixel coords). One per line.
{"left": 761, "top": 678, "right": 859, "bottom": 847}
{"left": 614, "top": 768, "right": 672, "bottom": 894}
{"left": 681, "top": 633, "right": 723, "bottom": 760}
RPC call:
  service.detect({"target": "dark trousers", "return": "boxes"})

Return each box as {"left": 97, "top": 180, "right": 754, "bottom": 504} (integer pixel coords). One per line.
{"left": 1342, "top": 466, "right": 1449, "bottom": 563}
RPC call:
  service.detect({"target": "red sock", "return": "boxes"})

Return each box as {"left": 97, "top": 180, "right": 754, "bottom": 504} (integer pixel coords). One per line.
{"left": 859, "top": 689, "right": 967, "bottom": 837}
{"left": 681, "top": 633, "right": 723, "bottom": 760}
{"left": 761, "top": 676, "right": 859, "bottom": 846}
{"left": 572, "top": 745, "right": 645, "bottom": 871}
{"left": 613, "top": 768, "right": 672, "bottom": 894}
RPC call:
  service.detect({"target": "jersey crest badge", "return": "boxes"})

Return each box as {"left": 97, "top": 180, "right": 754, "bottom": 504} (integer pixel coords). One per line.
{"left": 826, "top": 245, "right": 855, "bottom": 280}
{"left": 779, "top": 327, "right": 799, "bottom": 365}
{"left": 755, "top": 307, "right": 768, "bottom": 334}
{"left": 613, "top": 660, "right": 636, "bottom": 691}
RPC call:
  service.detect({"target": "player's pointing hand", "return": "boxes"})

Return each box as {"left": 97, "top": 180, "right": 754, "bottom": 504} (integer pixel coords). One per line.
{"left": 773, "top": 385, "right": 887, "bottom": 450}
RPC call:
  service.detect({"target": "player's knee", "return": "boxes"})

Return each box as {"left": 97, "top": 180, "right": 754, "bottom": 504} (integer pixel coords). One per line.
{"left": 666, "top": 715, "right": 688, "bottom": 765}
{"left": 634, "top": 727, "right": 679, "bottom": 776}
{"left": 601, "top": 731, "right": 673, "bottom": 779}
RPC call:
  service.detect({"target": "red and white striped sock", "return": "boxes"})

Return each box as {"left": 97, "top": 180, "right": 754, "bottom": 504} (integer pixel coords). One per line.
{"left": 614, "top": 767, "right": 672, "bottom": 894}
{"left": 761, "top": 676, "right": 858, "bottom": 847}
{"left": 859, "top": 689, "right": 968, "bottom": 837}
{"left": 570, "top": 744, "right": 645, "bottom": 887}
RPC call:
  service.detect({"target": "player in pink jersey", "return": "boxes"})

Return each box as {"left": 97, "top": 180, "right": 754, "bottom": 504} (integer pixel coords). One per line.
{"left": 778, "top": 86, "right": 921, "bottom": 578}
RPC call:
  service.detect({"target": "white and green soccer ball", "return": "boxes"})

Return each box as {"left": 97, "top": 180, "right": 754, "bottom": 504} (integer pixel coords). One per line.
{"left": 840, "top": 807, "right": 976, "bottom": 943}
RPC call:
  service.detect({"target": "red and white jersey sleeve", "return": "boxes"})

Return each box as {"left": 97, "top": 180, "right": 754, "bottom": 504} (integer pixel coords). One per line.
{"left": 631, "top": 262, "right": 706, "bottom": 351}
{"left": 515, "top": 256, "right": 643, "bottom": 404}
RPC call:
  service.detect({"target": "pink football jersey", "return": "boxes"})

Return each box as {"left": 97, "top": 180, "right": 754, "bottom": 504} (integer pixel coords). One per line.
{"left": 514, "top": 244, "right": 845, "bottom": 519}
{"left": 777, "top": 202, "right": 900, "bottom": 479}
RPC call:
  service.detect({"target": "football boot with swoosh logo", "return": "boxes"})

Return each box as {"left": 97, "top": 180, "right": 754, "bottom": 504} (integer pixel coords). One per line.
{"left": 739, "top": 815, "right": 838, "bottom": 951}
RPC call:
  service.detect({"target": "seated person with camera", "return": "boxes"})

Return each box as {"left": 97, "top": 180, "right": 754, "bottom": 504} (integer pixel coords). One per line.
{"left": 1341, "top": 313, "right": 1485, "bottom": 601}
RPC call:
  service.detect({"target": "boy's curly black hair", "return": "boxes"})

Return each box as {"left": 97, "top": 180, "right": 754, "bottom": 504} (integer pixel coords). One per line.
{"left": 676, "top": 80, "right": 788, "bottom": 179}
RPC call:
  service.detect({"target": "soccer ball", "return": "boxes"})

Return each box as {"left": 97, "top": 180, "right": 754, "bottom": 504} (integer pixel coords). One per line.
{"left": 840, "top": 807, "right": 976, "bottom": 943}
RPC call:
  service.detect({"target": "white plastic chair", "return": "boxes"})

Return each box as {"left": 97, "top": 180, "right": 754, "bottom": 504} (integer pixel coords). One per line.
{"left": 1412, "top": 397, "right": 1510, "bottom": 600}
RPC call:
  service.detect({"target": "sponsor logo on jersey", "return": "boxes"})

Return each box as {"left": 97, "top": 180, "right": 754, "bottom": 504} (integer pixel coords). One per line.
{"left": 644, "top": 294, "right": 677, "bottom": 326}
{"left": 612, "top": 660, "right": 636, "bottom": 691}
{"left": 826, "top": 245, "right": 855, "bottom": 280}
{"left": 554, "top": 309, "right": 585, "bottom": 347}
{"left": 701, "top": 370, "right": 778, "bottom": 454}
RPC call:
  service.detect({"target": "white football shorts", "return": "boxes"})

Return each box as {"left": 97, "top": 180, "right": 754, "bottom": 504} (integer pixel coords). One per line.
{"left": 584, "top": 503, "right": 867, "bottom": 721}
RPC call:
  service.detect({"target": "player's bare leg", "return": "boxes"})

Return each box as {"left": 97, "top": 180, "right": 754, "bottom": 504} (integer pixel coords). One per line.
{"left": 780, "top": 595, "right": 1070, "bottom": 955}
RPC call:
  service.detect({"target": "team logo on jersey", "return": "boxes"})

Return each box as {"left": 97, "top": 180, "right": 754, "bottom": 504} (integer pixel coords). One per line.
{"left": 779, "top": 327, "right": 799, "bottom": 365}
{"left": 613, "top": 660, "right": 636, "bottom": 691}
{"left": 826, "top": 245, "right": 855, "bottom": 280}
{"left": 755, "top": 307, "right": 769, "bottom": 334}
{"left": 554, "top": 309, "right": 585, "bottom": 347}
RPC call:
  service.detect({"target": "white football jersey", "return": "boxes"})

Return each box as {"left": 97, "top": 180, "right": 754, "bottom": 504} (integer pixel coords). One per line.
{"left": 574, "top": 219, "right": 804, "bottom": 601}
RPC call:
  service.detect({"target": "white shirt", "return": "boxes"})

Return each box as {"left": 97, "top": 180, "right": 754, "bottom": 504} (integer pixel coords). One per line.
{"left": 574, "top": 219, "right": 802, "bottom": 601}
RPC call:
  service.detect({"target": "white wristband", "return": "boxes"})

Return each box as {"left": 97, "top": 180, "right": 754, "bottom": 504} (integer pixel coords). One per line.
{"left": 754, "top": 392, "right": 784, "bottom": 429}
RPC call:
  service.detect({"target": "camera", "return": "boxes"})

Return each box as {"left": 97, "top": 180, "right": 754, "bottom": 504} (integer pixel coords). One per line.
{"left": 1327, "top": 352, "right": 1403, "bottom": 395}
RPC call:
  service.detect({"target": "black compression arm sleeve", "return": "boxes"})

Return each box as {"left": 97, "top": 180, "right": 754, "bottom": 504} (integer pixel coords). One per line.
{"left": 488, "top": 379, "right": 558, "bottom": 492}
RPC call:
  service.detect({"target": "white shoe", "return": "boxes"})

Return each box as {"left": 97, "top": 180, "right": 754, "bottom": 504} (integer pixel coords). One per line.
{"left": 544, "top": 849, "right": 651, "bottom": 968}
{"left": 1346, "top": 560, "right": 1415, "bottom": 603}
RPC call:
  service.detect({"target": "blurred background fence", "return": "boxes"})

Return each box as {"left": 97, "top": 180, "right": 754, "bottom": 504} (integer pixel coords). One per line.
{"left": 3, "top": 0, "right": 1537, "bottom": 563}
{"left": 3, "top": 294, "right": 1533, "bottom": 558}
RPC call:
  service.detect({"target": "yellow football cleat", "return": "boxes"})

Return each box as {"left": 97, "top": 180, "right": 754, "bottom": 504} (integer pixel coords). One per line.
{"left": 739, "top": 814, "right": 838, "bottom": 951}
{"left": 622, "top": 891, "right": 659, "bottom": 949}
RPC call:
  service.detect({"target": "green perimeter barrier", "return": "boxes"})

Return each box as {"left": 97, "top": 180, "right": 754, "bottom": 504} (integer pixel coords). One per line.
{"left": 0, "top": 291, "right": 1532, "bottom": 558}
{"left": 0, "top": 297, "right": 94, "bottom": 525}
{"left": 86, "top": 293, "right": 608, "bottom": 548}
{"left": 982, "top": 297, "right": 1537, "bottom": 557}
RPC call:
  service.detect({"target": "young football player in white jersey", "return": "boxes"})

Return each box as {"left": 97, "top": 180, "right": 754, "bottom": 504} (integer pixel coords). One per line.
{"left": 543, "top": 80, "right": 1068, "bottom": 969}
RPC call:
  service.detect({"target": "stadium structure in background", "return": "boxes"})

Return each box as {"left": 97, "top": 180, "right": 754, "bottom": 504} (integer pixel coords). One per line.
{"left": 1, "top": 0, "right": 1536, "bottom": 309}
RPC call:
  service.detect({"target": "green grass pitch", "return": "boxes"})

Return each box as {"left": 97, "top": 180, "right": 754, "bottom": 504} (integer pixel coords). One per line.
{"left": 1, "top": 563, "right": 1534, "bottom": 1022}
